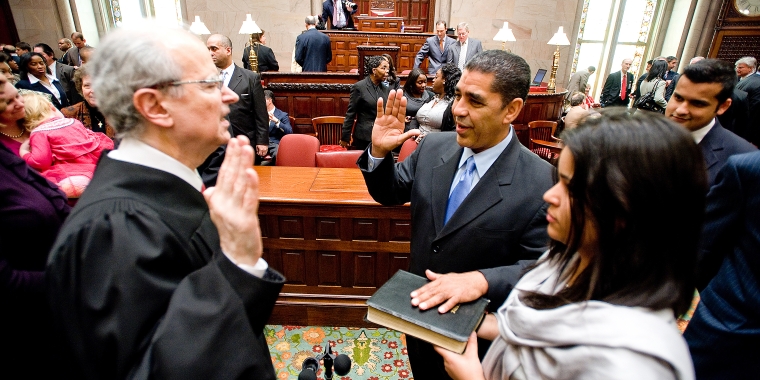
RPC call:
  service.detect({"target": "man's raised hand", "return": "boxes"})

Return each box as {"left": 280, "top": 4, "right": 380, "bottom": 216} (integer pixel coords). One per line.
{"left": 370, "top": 89, "right": 421, "bottom": 158}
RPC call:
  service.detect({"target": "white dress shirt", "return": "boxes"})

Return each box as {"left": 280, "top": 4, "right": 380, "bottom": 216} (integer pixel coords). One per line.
{"left": 690, "top": 118, "right": 716, "bottom": 144}
{"left": 27, "top": 73, "right": 61, "bottom": 102}
{"left": 220, "top": 63, "right": 235, "bottom": 88}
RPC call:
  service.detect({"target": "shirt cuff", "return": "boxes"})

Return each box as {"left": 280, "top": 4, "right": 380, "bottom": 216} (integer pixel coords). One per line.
{"left": 222, "top": 251, "right": 269, "bottom": 278}
{"left": 366, "top": 151, "right": 385, "bottom": 172}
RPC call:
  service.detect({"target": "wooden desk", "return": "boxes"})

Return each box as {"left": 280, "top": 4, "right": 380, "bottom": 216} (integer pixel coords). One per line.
{"left": 323, "top": 30, "right": 432, "bottom": 72}
{"left": 256, "top": 166, "right": 411, "bottom": 327}
{"left": 356, "top": 16, "right": 403, "bottom": 32}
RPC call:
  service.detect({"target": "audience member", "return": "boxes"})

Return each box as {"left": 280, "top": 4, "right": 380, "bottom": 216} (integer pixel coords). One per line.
{"left": 15, "top": 52, "right": 69, "bottom": 109}
{"left": 412, "top": 63, "right": 459, "bottom": 133}
{"left": 582, "top": 84, "right": 598, "bottom": 108}
{"left": 19, "top": 91, "right": 113, "bottom": 197}
{"left": 57, "top": 38, "right": 72, "bottom": 63}
{"left": 46, "top": 23, "right": 285, "bottom": 379}
{"left": 78, "top": 45, "right": 94, "bottom": 65}
{"left": 0, "top": 84, "right": 29, "bottom": 154}
{"left": 359, "top": 50, "right": 554, "bottom": 379}
{"left": 63, "top": 31, "right": 89, "bottom": 66}
{"left": 665, "top": 56, "right": 703, "bottom": 101}
{"left": 62, "top": 64, "right": 115, "bottom": 138}
{"left": 321, "top": 0, "right": 357, "bottom": 30}
{"left": 600, "top": 58, "right": 633, "bottom": 108}
{"left": 0, "top": 78, "right": 70, "bottom": 378}
{"left": 435, "top": 109, "right": 703, "bottom": 380}
{"left": 666, "top": 58, "right": 756, "bottom": 186}
{"left": 685, "top": 151, "right": 760, "bottom": 379}
{"left": 446, "top": 22, "right": 483, "bottom": 71}
{"left": 3, "top": 45, "right": 20, "bottom": 74}
{"left": 33, "top": 42, "right": 81, "bottom": 104}
{"left": 242, "top": 30, "right": 280, "bottom": 72}
{"left": 633, "top": 59, "right": 654, "bottom": 100}
{"left": 414, "top": 21, "right": 455, "bottom": 75}
{"left": 264, "top": 89, "right": 292, "bottom": 162}
{"left": 634, "top": 59, "right": 668, "bottom": 113}
{"left": 735, "top": 56, "right": 760, "bottom": 145}
{"left": 381, "top": 53, "right": 400, "bottom": 90}
{"left": 664, "top": 55, "right": 679, "bottom": 82}
{"left": 15, "top": 41, "right": 31, "bottom": 56}
{"left": 565, "top": 65, "right": 595, "bottom": 102}
{"left": 341, "top": 55, "right": 390, "bottom": 150}
{"left": 564, "top": 91, "right": 590, "bottom": 129}
{"left": 295, "top": 16, "right": 332, "bottom": 72}
{"left": 402, "top": 67, "right": 433, "bottom": 128}
{"left": 0, "top": 52, "right": 17, "bottom": 84}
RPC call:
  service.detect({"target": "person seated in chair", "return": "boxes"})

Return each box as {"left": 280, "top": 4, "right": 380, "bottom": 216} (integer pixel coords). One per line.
{"left": 264, "top": 90, "right": 291, "bottom": 163}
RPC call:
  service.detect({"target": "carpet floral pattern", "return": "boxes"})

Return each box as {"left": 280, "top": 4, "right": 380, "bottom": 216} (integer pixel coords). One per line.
{"left": 266, "top": 325, "right": 413, "bottom": 380}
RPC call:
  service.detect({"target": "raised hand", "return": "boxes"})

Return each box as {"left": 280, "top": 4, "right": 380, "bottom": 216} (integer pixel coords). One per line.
{"left": 370, "top": 89, "right": 421, "bottom": 158}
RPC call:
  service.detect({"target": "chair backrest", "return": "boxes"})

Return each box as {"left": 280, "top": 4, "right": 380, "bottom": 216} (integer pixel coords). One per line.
{"left": 312, "top": 116, "right": 345, "bottom": 146}
{"left": 315, "top": 150, "right": 364, "bottom": 168}
{"left": 276, "top": 134, "right": 320, "bottom": 167}
{"left": 288, "top": 116, "right": 296, "bottom": 130}
{"left": 397, "top": 138, "right": 418, "bottom": 162}
{"left": 528, "top": 121, "right": 557, "bottom": 149}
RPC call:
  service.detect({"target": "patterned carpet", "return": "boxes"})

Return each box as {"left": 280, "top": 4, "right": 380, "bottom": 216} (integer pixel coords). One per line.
{"left": 265, "top": 325, "right": 413, "bottom": 379}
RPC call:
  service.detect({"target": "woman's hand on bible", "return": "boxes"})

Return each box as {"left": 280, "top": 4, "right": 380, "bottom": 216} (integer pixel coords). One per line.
{"left": 370, "top": 89, "right": 420, "bottom": 158}
{"left": 434, "top": 333, "right": 487, "bottom": 380}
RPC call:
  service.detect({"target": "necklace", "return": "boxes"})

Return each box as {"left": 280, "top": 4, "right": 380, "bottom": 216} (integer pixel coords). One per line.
{"left": 0, "top": 128, "right": 25, "bottom": 139}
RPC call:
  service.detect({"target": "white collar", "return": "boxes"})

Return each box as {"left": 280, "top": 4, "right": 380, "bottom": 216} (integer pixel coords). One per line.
{"left": 691, "top": 118, "right": 716, "bottom": 144}
{"left": 27, "top": 72, "right": 56, "bottom": 84}
{"left": 457, "top": 125, "right": 514, "bottom": 178}
{"left": 460, "top": 38, "right": 468, "bottom": 47}
{"left": 220, "top": 63, "right": 234, "bottom": 76}
{"left": 107, "top": 137, "right": 204, "bottom": 191}
{"left": 48, "top": 61, "right": 57, "bottom": 78}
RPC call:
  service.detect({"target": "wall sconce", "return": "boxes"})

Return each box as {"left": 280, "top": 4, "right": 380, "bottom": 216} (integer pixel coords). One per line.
{"left": 492, "top": 22, "right": 516, "bottom": 52}
{"left": 239, "top": 14, "right": 263, "bottom": 72}
{"left": 546, "top": 26, "right": 570, "bottom": 94}
{"left": 189, "top": 16, "right": 211, "bottom": 35}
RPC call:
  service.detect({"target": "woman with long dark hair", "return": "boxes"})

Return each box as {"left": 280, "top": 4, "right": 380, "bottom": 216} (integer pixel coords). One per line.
{"left": 402, "top": 68, "right": 433, "bottom": 128}
{"left": 413, "top": 63, "right": 460, "bottom": 133}
{"left": 340, "top": 55, "right": 390, "bottom": 150}
{"left": 635, "top": 59, "right": 668, "bottom": 113}
{"left": 436, "top": 109, "right": 704, "bottom": 379}
{"left": 15, "top": 52, "right": 69, "bottom": 109}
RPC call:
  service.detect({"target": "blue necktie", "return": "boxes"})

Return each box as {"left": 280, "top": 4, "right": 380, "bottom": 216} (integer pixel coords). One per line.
{"left": 445, "top": 156, "right": 476, "bottom": 224}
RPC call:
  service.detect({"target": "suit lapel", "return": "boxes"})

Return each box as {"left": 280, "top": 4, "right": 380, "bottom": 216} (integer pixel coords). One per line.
{"left": 700, "top": 122, "right": 723, "bottom": 171}
{"left": 228, "top": 66, "right": 244, "bottom": 92}
{"left": 431, "top": 144, "right": 464, "bottom": 235}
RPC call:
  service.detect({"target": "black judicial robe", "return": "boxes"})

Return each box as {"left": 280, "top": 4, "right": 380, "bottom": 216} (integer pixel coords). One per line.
{"left": 46, "top": 156, "right": 285, "bottom": 380}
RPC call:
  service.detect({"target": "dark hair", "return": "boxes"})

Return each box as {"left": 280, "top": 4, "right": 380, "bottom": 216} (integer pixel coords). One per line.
{"left": 72, "top": 32, "right": 85, "bottom": 40}
{"left": 402, "top": 68, "right": 427, "bottom": 96}
{"left": 681, "top": 59, "right": 736, "bottom": 105}
{"left": 569, "top": 91, "right": 585, "bottom": 106}
{"left": 666, "top": 56, "right": 677, "bottom": 62}
{"left": 435, "top": 20, "right": 447, "bottom": 28}
{"left": 0, "top": 51, "right": 9, "bottom": 64}
{"left": 34, "top": 43, "right": 55, "bottom": 59}
{"left": 646, "top": 59, "right": 668, "bottom": 81}
{"left": 2, "top": 45, "right": 15, "bottom": 55}
{"left": 524, "top": 109, "right": 706, "bottom": 317}
{"left": 19, "top": 52, "right": 50, "bottom": 79}
{"left": 381, "top": 54, "right": 398, "bottom": 83}
{"left": 364, "top": 55, "right": 385, "bottom": 78}
{"left": 439, "top": 63, "right": 460, "bottom": 100}
{"left": 15, "top": 42, "right": 31, "bottom": 52}
{"left": 263, "top": 89, "right": 274, "bottom": 100}
{"left": 646, "top": 59, "right": 653, "bottom": 65}
{"left": 464, "top": 50, "right": 531, "bottom": 107}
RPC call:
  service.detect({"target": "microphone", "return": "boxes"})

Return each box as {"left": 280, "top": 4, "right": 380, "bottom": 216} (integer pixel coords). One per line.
{"left": 298, "top": 357, "right": 319, "bottom": 380}
{"left": 297, "top": 343, "right": 353, "bottom": 380}
{"left": 334, "top": 354, "right": 351, "bottom": 376}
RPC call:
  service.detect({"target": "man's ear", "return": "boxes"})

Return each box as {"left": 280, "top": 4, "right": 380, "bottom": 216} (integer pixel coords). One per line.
{"left": 502, "top": 97, "right": 524, "bottom": 125}
{"left": 715, "top": 97, "right": 732, "bottom": 116}
{"left": 133, "top": 88, "right": 173, "bottom": 128}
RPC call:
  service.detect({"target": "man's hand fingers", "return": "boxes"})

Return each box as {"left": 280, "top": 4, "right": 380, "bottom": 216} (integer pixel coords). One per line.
{"left": 437, "top": 297, "right": 462, "bottom": 314}
{"left": 425, "top": 269, "right": 441, "bottom": 281}
{"left": 376, "top": 96, "right": 385, "bottom": 117}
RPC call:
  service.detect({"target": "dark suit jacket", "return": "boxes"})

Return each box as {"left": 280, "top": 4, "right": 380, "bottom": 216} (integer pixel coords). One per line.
{"left": 600, "top": 70, "right": 634, "bottom": 107}
{"left": 737, "top": 73, "right": 760, "bottom": 145}
{"left": 268, "top": 108, "right": 292, "bottom": 143}
{"left": 685, "top": 151, "right": 760, "bottom": 379}
{"left": 699, "top": 119, "right": 757, "bottom": 187}
{"left": 321, "top": 0, "right": 357, "bottom": 29}
{"left": 295, "top": 28, "right": 332, "bottom": 72}
{"left": 15, "top": 78, "right": 69, "bottom": 109}
{"left": 241, "top": 44, "right": 279, "bottom": 72}
{"left": 227, "top": 65, "right": 268, "bottom": 146}
{"left": 342, "top": 76, "right": 390, "bottom": 144}
{"left": 414, "top": 35, "right": 456, "bottom": 75}
{"left": 54, "top": 61, "right": 82, "bottom": 105}
{"left": 62, "top": 46, "right": 79, "bottom": 67}
{"left": 718, "top": 88, "right": 751, "bottom": 141}
{"left": 445, "top": 38, "right": 483, "bottom": 67}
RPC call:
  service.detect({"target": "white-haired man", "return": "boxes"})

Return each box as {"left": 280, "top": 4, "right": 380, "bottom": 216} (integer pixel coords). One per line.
{"left": 46, "top": 24, "right": 284, "bottom": 379}
{"left": 446, "top": 22, "right": 483, "bottom": 71}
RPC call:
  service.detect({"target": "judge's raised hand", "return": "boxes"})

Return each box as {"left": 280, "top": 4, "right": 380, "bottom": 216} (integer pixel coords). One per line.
{"left": 434, "top": 333, "right": 486, "bottom": 380}
{"left": 204, "top": 135, "right": 263, "bottom": 267}
{"left": 411, "top": 270, "right": 489, "bottom": 313}
{"left": 370, "top": 89, "right": 421, "bottom": 158}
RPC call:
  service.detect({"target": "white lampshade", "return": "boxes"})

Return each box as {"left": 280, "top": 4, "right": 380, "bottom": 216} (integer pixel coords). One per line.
{"left": 547, "top": 26, "right": 570, "bottom": 46}
{"left": 189, "top": 16, "right": 211, "bottom": 35}
{"left": 239, "top": 14, "right": 262, "bottom": 34}
{"left": 493, "top": 22, "right": 516, "bottom": 42}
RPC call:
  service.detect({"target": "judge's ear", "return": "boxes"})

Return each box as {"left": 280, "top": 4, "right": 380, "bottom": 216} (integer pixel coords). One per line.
{"left": 133, "top": 88, "right": 173, "bottom": 128}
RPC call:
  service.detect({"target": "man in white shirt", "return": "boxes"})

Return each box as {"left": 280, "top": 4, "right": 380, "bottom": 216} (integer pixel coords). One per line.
{"left": 446, "top": 22, "right": 483, "bottom": 71}
{"left": 666, "top": 58, "right": 756, "bottom": 187}
{"left": 46, "top": 23, "right": 285, "bottom": 379}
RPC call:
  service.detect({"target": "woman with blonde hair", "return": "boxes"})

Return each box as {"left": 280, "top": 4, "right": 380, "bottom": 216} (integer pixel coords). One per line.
{"left": 19, "top": 91, "right": 113, "bottom": 197}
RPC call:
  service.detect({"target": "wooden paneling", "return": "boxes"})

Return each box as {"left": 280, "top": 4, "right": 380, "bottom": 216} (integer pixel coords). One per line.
{"left": 324, "top": 30, "right": 433, "bottom": 72}
{"left": 356, "top": 16, "right": 403, "bottom": 32}
{"left": 709, "top": 0, "right": 760, "bottom": 61}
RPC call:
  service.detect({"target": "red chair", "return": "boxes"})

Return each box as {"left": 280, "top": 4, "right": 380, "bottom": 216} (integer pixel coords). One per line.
{"left": 312, "top": 116, "right": 347, "bottom": 152}
{"left": 276, "top": 134, "right": 319, "bottom": 167}
{"left": 528, "top": 121, "right": 559, "bottom": 162}
{"left": 397, "top": 138, "right": 418, "bottom": 162}
{"left": 315, "top": 150, "right": 364, "bottom": 168}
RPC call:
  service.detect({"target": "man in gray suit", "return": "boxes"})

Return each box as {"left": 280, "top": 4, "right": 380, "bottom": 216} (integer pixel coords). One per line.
{"left": 360, "top": 50, "right": 554, "bottom": 380}
{"left": 414, "top": 21, "right": 456, "bottom": 75}
{"left": 565, "top": 65, "right": 595, "bottom": 102}
{"left": 446, "top": 22, "right": 483, "bottom": 71}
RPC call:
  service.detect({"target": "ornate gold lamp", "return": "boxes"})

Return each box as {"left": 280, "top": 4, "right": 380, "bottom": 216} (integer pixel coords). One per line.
{"left": 546, "top": 26, "right": 570, "bottom": 94}
{"left": 239, "top": 14, "right": 263, "bottom": 72}
{"left": 189, "top": 16, "right": 211, "bottom": 35}
{"left": 492, "top": 22, "right": 516, "bottom": 52}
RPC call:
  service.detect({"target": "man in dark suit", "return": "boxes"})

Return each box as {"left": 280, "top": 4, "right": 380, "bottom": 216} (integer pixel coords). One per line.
{"left": 33, "top": 43, "right": 82, "bottom": 104}
{"left": 735, "top": 56, "right": 760, "bottom": 146}
{"left": 295, "top": 16, "right": 332, "bottom": 72}
{"left": 263, "top": 89, "right": 292, "bottom": 162}
{"left": 46, "top": 24, "right": 284, "bottom": 380}
{"left": 414, "top": 21, "right": 456, "bottom": 75}
{"left": 359, "top": 50, "right": 554, "bottom": 380}
{"left": 241, "top": 31, "right": 279, "bottom": 72}
{"left": 600, "top": 58, "right": 633, "bottom": 108}
{"left": 446, "top": 22, "right": 483, "bottom": 71}
{"left": 321, "top": 0, "right": 357, "bottom": 30}
{"left": 57, "top": 38, "right": 72, "bottom": 64}
{"left": 684, "top": 151, "right": 760, "bottom": 379}
{"left": 63, "top": 32, "right": 90, "bottom": 67}
{"left": 666, "top": 59, "right": 756, "bottom": 187}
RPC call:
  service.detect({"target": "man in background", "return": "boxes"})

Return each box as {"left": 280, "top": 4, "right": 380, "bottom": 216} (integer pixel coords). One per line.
{"left": 295, "top": 16, "right": 332, "bottom": 72}
{"left": 321, "top": 0, "right": 357, "bottom": 30}
{"left": 58, "top": 38, "right": 72, "bottom": 63}
{"left": 414, "top": 21, "right": 455, "bottom": 75}
{"left": 566, "top": 65, "right": 595, "bottom": 102}
{"left": 263, "top": 89, "right": 292, "bottom": 163}
{"left": 64, "top": 32, "right": 89, "bottom": 67}
{"left": 14, "top": 42, "right": 31, "bottom": 56}
{"left": 600, "top": 58, "right": 633, "bottom": 108}
{"left": 735, "top": 56, "right": 760, "bottom": 146}
{"left": 446, "top": 22, "right": 483, "bottom": 71}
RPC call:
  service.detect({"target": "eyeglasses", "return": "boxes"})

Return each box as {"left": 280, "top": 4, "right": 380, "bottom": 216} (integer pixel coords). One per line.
{"left": 150, "top": 77, "right": 224, "bottom": 91}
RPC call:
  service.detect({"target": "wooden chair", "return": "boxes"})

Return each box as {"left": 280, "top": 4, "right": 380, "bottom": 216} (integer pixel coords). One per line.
{"left": 531, "top": 139, "right": 563, "bottom": 166}
{"left": 315, "top": 150, "right": 364, "bottom": 168}
{"left": 528, "top": 121, "right": 559, "bottom": 162}
{"left": 312, "top": 116, "right": 347, "bottom": 152}
{"left": 397, "top": 138, "right": 418, "bottom": 162}
{"left": 276, "top": 134, "right": 320, "bottom": 167}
